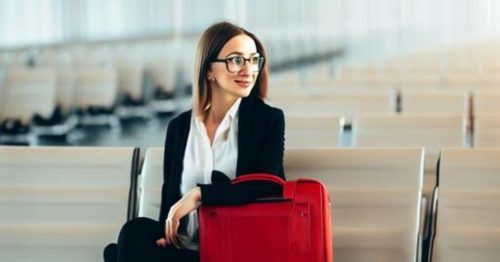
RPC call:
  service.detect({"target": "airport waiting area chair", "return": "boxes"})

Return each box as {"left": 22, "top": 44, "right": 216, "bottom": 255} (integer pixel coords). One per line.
{"left": 270, "top": 90, "right": 396, "bottom": 124}
{"left": 0, "top": 146, "right": 140, "bottom": 262}
{"left": 0, "top": 66, "right": 56, "bottom": 144}
{"left": 285, "top": 148, "right": 424, "bottom": 262}
{"left": 138, "top": 147, "right": 425, "bottom": 262}
{"left": 352, "top": 114, "right": 467, "bottom": 197}
{"left": 285, "top": 115, "right": 345, "bottom": 147}
{"left": 400, "top": 90, "right": 468, "bottom": 117}
{"left": 473, "top": 115, "right": 500, "bottom": 148}
{"left": 137, "top": 147, "right": 164, "bottom": 220}
{"left": 74, "top": 66, "right": 120, "bottom": 127}
{"left": 429, "top": 148, "right": 500, "bottom": 262}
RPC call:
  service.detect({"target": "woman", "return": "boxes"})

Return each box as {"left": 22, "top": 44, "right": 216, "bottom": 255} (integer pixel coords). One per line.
{"left": 104, "top": 21, "right": 285, "bottom": 262}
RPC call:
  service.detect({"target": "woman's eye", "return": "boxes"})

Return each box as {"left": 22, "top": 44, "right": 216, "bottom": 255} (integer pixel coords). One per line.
{"left": 250, "top": 56, "right": 260, "bottom": 64}
{"left": 230, "top": 56, "right": 244, "bottom": 65}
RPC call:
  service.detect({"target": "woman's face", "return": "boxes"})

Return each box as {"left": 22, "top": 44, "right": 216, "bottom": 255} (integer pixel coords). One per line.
{"left": 208, "top": 34, "right": 260, "bottom": 101}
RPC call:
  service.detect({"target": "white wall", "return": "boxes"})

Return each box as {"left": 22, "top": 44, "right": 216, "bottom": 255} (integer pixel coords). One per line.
{"left": 1, "top": 0, "right": 500, "bottom": 57}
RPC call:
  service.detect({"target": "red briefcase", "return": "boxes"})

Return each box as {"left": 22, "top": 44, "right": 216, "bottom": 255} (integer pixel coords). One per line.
{"left": 199, "top": 173, "right": 333, "bottom": 262}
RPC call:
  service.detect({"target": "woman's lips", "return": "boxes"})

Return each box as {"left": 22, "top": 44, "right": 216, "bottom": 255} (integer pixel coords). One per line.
{"left": 235, "top": 80, "right": 252, "bottom": 88}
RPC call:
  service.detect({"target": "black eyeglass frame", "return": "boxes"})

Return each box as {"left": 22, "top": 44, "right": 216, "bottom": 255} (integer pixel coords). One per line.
{"left": 211, "top": 56, "right": 265, "bottom": 73}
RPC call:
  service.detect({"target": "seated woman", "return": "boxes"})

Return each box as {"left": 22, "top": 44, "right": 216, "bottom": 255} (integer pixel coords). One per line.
{"left": 104, "top": 21, "right": 285, "bottom": 262}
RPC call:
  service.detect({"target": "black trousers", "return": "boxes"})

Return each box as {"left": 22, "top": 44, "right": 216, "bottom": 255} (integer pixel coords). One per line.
{"left": 104, "top": 217, "right": 199, "bottom": 262}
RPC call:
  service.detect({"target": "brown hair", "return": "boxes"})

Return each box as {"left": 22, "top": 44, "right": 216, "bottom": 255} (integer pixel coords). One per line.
{"left": 192, "top": 21, "right": 269, "bottom": 115}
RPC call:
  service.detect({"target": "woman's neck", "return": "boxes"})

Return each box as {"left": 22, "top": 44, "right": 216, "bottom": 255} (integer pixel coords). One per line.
{"left": 205, "top": 93, "right": 238, "bottom": 125}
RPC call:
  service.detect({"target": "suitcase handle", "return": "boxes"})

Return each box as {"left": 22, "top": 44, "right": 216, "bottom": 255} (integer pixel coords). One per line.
{"left": 232, "top": 173, "right": 286, "bottom": 186}
{"left": 232, "top": 173, "right": 296, "bottom": 200}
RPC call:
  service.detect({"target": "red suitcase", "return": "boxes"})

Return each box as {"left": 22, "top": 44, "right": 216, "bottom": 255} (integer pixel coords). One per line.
{"left": 199, "top": 173, "right": 333, "bottom": 262}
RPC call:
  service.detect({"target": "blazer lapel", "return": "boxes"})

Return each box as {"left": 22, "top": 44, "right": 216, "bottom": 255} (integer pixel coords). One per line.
{"left": 236, "top": 96, "right": 258, "bottom": 176}
{"left": 172, "top": 111, "right": 192, "bottom": 200}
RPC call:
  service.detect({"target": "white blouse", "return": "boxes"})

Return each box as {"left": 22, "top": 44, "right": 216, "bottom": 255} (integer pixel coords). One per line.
{"left": 178, "top": 98, "right": 241, "bottom": 251}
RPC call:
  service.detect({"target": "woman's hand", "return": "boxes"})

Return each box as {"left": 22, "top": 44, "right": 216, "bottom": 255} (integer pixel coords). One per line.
{"left": 156, "top": 187, "right": 201, "bottom": 248}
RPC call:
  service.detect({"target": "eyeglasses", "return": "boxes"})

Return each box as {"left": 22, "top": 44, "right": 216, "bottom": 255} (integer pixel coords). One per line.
{"left": 212, "top": 55, "right": 265, "bottom": 73}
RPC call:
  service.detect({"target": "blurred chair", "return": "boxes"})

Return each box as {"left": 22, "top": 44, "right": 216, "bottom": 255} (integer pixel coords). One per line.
{"left": 0, "top": 66, "right": 56, "bottom": 144}
{"left": 31, "top": 67, "right": 79, "bottom": 137}
{"left": 144, "top": 44, "right": 178, "bottom": 113}
{"left": 74, "top": 66, "right": 119, "bottom": 127}
{"left": 473, "top": 115, "right": 500, "bottom": 148}
{"left": 430, "top": 149, "right": 500, "bottom": 262}
{"left": 285, "top": 148, "right": 424, "bottom": 262}
{"left": 477, "top": 74, "right": 500, "bottom": 89}
{"left": 471, "top": 90, "right": 500, "bottom": 147}
{"left": 441, "top": 72, "right": 481, "bottom": 90}
{"left": 473, "top": 90, "right": 500, "bottom": 115}
{"left": 285, "top": 115, "right": 344, "bottom": 147}
{"left": 54, "top": 67, "right": 76, "bottom": 114}
{"left": 0, "top": 66, "right": 56, "bottom": 123}
{"left": 115, "top": 55, "right": 152, "bottom": 119}
{"left": 400, "top": 90, "right": 468, "bottom": 116}
{"left": 398, "top": 73, "right": 442, "bottom": 90}
{"left": 271, "top": 90, "right": 396, "bottom": 124}
{"left": 0, "top": 146, "right": 140, "bottom": 262}
{"left": 352, "top": 114, "right": 467, "bottom": 197}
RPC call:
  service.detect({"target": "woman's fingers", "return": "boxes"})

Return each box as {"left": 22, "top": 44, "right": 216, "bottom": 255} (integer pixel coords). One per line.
{"left": 164, "top": 219, "right": 171, "bottom": 245}
{"left": 171, "top": 220, "right": 181, "bottom": 247}
{"left": 167, "top": 218, "right": 181, "bottom": 248}
{"left": 156, "top": 238, "right": 166, "bottom": 247}
{"left": 162, "top": 188, "right": 201, "bottom": 248}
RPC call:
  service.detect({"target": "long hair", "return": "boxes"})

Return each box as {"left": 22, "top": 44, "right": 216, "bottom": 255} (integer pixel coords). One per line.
{"left": 192, "top": 21, "right": 269, "bottom": 115}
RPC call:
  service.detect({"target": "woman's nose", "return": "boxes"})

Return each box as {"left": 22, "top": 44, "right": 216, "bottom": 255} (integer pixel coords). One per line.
{"left": 239, "top": 61, "right": 253, "bottom": 75}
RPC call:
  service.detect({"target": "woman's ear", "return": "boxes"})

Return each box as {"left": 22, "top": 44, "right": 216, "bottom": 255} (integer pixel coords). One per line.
{"left": 207, "top": 71, "right": 215, "bottom": 82}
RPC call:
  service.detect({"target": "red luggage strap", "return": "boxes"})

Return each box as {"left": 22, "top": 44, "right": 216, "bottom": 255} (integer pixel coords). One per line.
{"left": 231, "top": 173, "right": 297, "bottom": 200}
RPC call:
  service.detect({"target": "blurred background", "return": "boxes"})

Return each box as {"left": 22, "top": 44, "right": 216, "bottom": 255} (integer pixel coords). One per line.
{"left": 1, "top": 0, "right": 500, "bottom": 148}
{"left": 4, "top": 1, "right": 500, "bottom": 262}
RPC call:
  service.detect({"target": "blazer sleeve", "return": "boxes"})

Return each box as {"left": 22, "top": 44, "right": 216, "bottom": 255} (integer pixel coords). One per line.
{"left": 254, "top": 108, "right": 285, "bottom": 179}
{"left": 158, "top": 119, "right": 176, "bottom": 222}
{"left": 199, "top": 108, "right": 285, "bottom": 205}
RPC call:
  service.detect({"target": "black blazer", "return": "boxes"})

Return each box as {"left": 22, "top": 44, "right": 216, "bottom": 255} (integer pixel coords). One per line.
{"left": 159, "top": 95, "right": 285, "bottom": 222}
